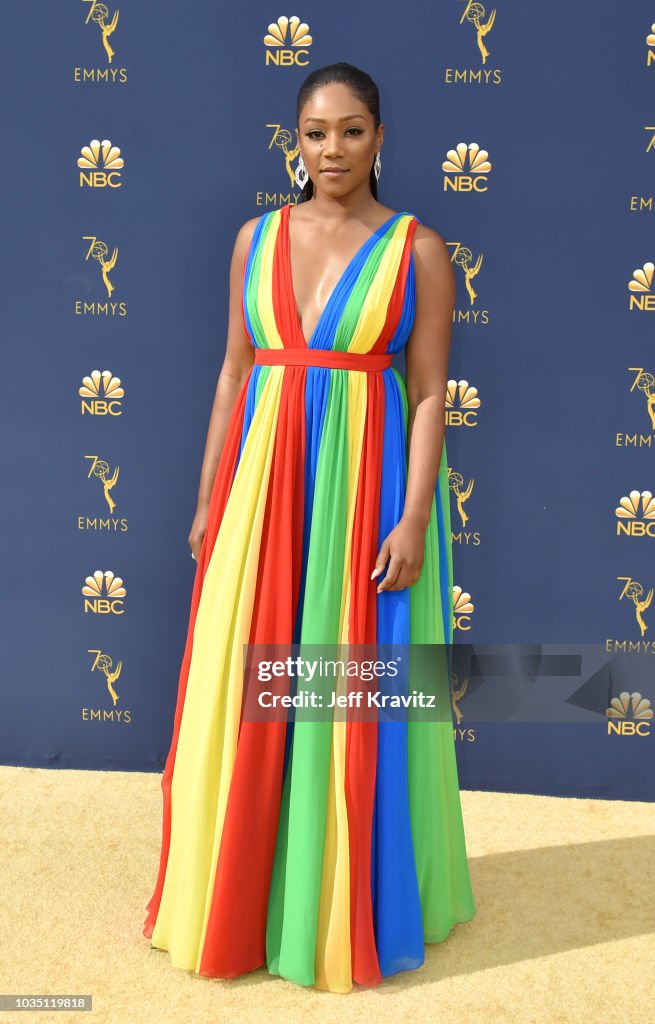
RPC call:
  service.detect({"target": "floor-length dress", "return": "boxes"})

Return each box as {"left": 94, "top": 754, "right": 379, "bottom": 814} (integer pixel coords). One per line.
{"left": 143, "top": 201, "right": 476, "bottom": 993}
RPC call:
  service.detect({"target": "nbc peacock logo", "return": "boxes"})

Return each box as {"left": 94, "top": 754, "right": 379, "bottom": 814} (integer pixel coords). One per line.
{"left": 615, "top": 491, "right": 655, "bottom": 537}
{"left": 445, "top": 379, "right": 481, "bottom": 427}
{"left": 77, "top": 139, "right": 124, "bottom": 188}
{"left": 82, "top": 569, "right": 126, "bottom": 614}
{"left": 628, "top": 262, "right": 655, "bottom": 311}
{"left": 79, "top": 370, "right": 124, "bottom": 416}
{"left": 263, "top": 16, "right": 312, "bottom": 66}
{"left": 606, "top": 691, "right": 652, "bottom": 737}
{"left": 442, "top": 142, "right": 492, "bottom": 192}
{"left": 647, "top": 23, "right": 655, "bottom": 65}
{"left": 453, "top": 585, "right": 474, "bottom": 631}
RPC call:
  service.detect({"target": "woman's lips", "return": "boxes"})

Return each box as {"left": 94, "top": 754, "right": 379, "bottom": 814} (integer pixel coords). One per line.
{"left": 321, "top": 169, "right": 347, "bottom": 175}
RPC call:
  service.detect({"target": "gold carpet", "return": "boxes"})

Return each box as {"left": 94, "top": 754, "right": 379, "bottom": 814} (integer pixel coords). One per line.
{"left": 2, "top": 765, "right": 653, "bottom": 1024}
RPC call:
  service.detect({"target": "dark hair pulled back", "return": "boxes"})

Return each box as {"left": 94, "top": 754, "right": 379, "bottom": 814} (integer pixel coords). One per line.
{"left": 295, "top": 62, "right": 381, "bottom": 203}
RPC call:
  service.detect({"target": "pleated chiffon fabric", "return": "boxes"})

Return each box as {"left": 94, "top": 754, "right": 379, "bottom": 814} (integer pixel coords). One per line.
{"left": 143, "top": 202, "right": 476, "bottom": 993}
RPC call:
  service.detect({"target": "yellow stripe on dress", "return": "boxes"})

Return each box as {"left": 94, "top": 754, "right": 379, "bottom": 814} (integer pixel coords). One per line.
{"left": 349, "top": 215, "right": 415, "bottom": 355}
{"left": 314, "top": 369, "right": 368, "bottom": 992}
{"left": 256, "top": 211, "right": 285, "bottom": 350}
{"left": 150, "top": 368, "right": 285, "bottom": 970}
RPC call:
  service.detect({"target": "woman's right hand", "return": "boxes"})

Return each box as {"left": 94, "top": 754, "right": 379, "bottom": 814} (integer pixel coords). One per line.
{"left": 188, "top": 504, "right": 210, "bottom": 562}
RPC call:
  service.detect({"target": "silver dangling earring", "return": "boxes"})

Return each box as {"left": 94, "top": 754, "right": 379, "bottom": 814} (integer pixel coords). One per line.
{"left": 373, "top": 150, "right": 381, "bottom": 181}
{"left": 295, "top": 153, "right": 309, "bottom": 189}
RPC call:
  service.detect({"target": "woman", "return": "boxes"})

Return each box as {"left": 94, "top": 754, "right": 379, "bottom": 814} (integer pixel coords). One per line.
{"left": 144, "top": 61, "right": 476, "bottom": 994}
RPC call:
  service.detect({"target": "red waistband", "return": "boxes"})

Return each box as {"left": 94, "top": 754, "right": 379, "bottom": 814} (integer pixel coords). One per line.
{"left": 253, "top": 347, "right": 393, "bottom": 371}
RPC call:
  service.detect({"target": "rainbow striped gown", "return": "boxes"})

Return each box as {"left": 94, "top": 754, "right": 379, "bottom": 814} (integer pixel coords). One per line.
{"left": 143, "top": 201, "right": 475, "bottom": 993}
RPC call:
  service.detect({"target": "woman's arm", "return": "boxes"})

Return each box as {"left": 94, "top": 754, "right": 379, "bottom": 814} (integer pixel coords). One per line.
{"left": 373, "top": 223, "right": 455, "bottom": 592}
{"left": 188, "top": 216, "right": 258, "bottom": 559}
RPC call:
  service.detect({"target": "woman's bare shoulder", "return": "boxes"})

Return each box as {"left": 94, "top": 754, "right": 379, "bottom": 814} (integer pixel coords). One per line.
{"left": 410, "top": 219, "right": 451, "bottom": 269}
{"left": 229, "top": 211, "right": 271, "bottom": 268}
{"left": 234, "top": 211, "right": 267, "bottom": 246}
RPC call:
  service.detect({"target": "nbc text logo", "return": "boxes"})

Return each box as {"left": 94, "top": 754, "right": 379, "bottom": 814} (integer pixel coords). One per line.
{"left": 647, "top": 23, "right": 655, "bottom": 66}
{"left": 79, "top": 370, "right": 124, "bottom": 415}
{"left": 615, "top": 490, "right": 655, "bottom": 537}
{"left": 453, "top": 585, "right": 474, "bottom": 631}
{"left": 628, "top": 262, "right": 655, "bottom": 311}
{"left": 606, "top": 691, "right": 652, "bottom": 736}
{"left": 442, "top": 142, "right": 492, "bottom": 192}
{"left": 264, "top": 16, "right": 312, "bottom": 66}
{"left": 82, "top": 569, "right": 126, "bottom": 614}
{"left": 445, "top": 379, "right": 481, "bottom": 426}
{"left": 78, "top": 139, "right": 124, "bottom": 187}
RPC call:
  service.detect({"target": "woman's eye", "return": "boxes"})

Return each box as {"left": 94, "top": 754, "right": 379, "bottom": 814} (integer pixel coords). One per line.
{"left": 307, "top": 128, "right": 362, "bottom": 139}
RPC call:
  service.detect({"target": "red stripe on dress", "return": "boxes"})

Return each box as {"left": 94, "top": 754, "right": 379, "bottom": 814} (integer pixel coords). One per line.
{"left": 345, "top": 371, "right": 386, "bottom": 986}
{"left": 199, "top": 365, "right": 307, "bottom": 976}
{"left": 275, "top": 204, "right": 306, "bottom": 349}
{"left": 143, "top": 376, "right": 251, "bottom": 940}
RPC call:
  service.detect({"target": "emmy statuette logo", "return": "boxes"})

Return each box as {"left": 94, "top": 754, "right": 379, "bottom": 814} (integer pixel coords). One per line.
{"left": 615, "top": 369, "right": 655, "bottom": 450}
{"left": 449, "top": 239, "right": 490, "bottom": 324}
{"left": 616, "top": 576, "right": 653, "bottom": 639}
{"left": 77, "top": 454, "right": 128, "bottom": 534}
{"left": 74, "top": 235, "right": 127, "bottom": 317}
{"left": 83, "top": 649, "right": 133, "bottom": 723}
{"left": 444, "top": 0, "right": 502, "bottom": 85}
{"left": 75, "top": 0, "right": 127, "bottom": 83}
{"left": 449, "top": 467, "right": 481, "bottom": 546}
{"left": 84, "top": 455, "right": 120, "bottom": 514}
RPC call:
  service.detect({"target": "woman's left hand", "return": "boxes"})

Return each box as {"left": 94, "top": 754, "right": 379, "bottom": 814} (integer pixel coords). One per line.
{"left": 371, "top": 514, "right": 427, "bottom": 593}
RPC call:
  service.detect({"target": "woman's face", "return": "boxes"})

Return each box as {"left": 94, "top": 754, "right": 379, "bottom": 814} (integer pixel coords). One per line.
{"left": 296, "top": 82, "right": 383, "bottom": 196}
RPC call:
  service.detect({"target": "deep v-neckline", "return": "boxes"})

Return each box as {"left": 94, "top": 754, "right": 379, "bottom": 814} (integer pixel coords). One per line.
{"left": 284, "top": 203, "right": 403, "bottom": 348}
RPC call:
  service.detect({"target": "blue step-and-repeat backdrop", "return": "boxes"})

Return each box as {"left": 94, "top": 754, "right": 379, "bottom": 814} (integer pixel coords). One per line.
{"left": 1, "top": 3, "right": 653, "bottom": 800}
